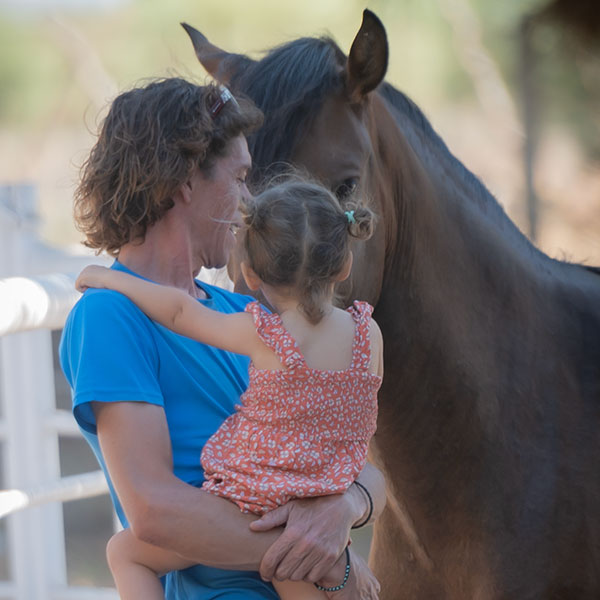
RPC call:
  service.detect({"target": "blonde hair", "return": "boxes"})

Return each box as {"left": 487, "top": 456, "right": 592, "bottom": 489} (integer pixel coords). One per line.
{"left": 241, "top": 178, "right": 374, "bottom": 323}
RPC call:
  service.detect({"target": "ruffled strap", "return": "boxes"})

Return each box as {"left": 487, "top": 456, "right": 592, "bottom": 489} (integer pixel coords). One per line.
{"left": 347, "top": 300, "right": 375, "bottom": 371}
{"left": 245, "top": 301, "right": 304, "bottom": 369}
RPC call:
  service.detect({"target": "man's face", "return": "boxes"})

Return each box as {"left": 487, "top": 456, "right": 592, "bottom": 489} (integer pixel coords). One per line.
{"left": 191, "top": 135, "right": 252, "bottom": 270}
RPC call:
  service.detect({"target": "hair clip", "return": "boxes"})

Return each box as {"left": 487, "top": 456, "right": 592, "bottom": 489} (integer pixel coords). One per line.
{"left": 345, "top": 210, "right": 356, "bottom": 224}
{"left": 209, "top": 85, "right": 238, "bottom": 119}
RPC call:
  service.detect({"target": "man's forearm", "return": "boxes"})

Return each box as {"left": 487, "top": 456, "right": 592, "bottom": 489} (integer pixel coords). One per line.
{"left": 96, "top": 401, "right": 278, "bottom": 571}
{"left": 135, "top": 462, "right": 387, "bottom": 570}
{"left": 96, "top": 402, "right": 386, "bottom": 574}
{"left": 132, "top": 477, "right": 281, "bottom": 570}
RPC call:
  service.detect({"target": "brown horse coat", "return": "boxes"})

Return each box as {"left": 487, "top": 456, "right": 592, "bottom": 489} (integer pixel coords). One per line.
{"left": 184, "top": 11, "right": 600, "bottom": 599}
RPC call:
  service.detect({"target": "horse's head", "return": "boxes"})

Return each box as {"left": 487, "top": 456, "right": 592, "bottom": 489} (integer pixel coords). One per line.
{"left": 183, "top": 11, "right": 392, "bottom": 307}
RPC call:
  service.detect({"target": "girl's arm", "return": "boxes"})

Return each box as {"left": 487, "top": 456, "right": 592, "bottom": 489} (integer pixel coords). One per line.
{"left": 76, "top": 265, "right": 257, "bottom": 357}
{"left": 369, "top": 318, "right": 384, "bottom": 378}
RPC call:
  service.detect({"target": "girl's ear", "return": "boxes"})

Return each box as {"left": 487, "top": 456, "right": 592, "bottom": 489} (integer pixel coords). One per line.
{"left": 241, "top": 262, "right": 262, "bottom": 291}
{"left": 334, "top": 251, "right": 353, "bottom": 282}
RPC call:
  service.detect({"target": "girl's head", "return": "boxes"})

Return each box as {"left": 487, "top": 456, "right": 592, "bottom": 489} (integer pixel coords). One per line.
{"left": 240, "top": 178, "right": 375, "bottom": 324}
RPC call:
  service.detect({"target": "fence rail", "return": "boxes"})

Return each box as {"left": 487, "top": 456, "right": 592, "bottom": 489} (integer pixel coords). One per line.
{"left": 0, "top": 470, "right": 108, "bottom": 519}
{"left": 0, "top": 184, "right": 117, "bottom": 599}
{"left": 0, "top": 273, "right": 81, "bottom": 336}
{"left": 0, "top": 184, "right": 233, "bottom": 599}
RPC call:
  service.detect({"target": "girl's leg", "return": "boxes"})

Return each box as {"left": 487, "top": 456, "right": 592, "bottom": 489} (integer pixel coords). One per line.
{"left": 106, "top": 528, "right": 196, "bottom": 600}
{"left": 272, "top": 579, "right": 328, "bottom": 600}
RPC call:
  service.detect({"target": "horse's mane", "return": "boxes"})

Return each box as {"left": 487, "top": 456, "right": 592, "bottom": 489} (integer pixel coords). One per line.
{"left": 230, "top": 33, "right": 587, "bottom": 273}
{"left": 230, "top": 36, "right": 345, "bottom": 183}
{"left": 378, "top": 82, "right": 511, "bottom": 223}
{"left": 585, "top": 265, "right": 600, "bottom": 276}
{"left": 232, "top": 33, "right": 508, "bottom": 223}
{"left": 378, "top": 80, "right": 553, "bottom": 265}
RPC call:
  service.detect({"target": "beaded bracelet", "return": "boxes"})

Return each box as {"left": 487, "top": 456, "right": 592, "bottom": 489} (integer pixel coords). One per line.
{"left": 351, "top": 480, "right": 374, "bottom": 529}
{"left": 314, "top": 546, "right": 351, "bottom": 592}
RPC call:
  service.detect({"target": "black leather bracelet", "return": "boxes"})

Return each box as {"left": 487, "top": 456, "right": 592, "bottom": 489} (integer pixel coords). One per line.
{"left": 314, "top": 546, "right": 351, "bottom": 592}
{"left": 351, "top": 480, "right": 373, "bottom": 529}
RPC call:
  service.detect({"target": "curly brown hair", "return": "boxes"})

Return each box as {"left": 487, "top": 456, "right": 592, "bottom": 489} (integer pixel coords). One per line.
{"left": 74, "top": 78, "right": 263, "bottom": 256}
{"left": 241, "top": 177, "right": 375, "bottom": 324}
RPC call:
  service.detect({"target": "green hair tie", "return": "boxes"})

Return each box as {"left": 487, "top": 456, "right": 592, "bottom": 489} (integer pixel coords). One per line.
{"left": 345, "top": 210, "right": 356, "bottom": 224}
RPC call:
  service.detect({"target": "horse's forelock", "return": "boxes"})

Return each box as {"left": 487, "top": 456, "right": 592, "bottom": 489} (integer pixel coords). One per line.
{"left": 230, "top": 37, "right": 345, "bottom": 182}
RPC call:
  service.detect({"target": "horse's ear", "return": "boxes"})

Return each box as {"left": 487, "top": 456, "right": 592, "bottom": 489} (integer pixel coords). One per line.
{"left": 181, "top": 23, "right": 253, "bottom": 85}
{"left": 346, "top": 10, "right": 388, "bottom": 102}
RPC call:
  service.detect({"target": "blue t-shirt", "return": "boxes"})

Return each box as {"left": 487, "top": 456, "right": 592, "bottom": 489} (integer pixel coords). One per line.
{"left": 59, "top": 261, "right": 278, "bottom": 599}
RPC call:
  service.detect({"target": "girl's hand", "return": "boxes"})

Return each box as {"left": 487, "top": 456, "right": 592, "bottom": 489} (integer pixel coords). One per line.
{"left": 76, "top": 265, "right": 112, "bottom": 293}
{"left": 317, "top": 548, "right": 380, "bottom": 600}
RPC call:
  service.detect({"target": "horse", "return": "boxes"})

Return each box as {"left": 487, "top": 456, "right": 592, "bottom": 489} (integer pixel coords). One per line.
{"left": 183, "top": 10, "right": 600, "bottom": 599}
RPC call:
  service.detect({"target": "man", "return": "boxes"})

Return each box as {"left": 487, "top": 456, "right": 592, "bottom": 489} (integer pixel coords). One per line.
{"left": 60, "top": 77, "right": 385, "bottom": 598}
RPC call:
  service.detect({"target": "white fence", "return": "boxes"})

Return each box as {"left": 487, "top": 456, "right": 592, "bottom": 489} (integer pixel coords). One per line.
{"left": 0, "top": 184, "right": 236, "bottom": 598}
{"left": 0, "top": 185, "right": 117, "bottom": 600}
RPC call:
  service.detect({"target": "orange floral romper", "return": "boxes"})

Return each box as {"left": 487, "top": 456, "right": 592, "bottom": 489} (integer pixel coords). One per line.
{"left": 200, "top": 300, "right": 382, "bottom": 514}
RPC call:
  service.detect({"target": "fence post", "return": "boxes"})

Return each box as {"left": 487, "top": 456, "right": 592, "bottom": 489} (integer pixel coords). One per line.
{"left": 1, "top": 330, "right": 68, "bottom": 599}
{"left": 0, "top": 185, "right": 67, "bottom": 599}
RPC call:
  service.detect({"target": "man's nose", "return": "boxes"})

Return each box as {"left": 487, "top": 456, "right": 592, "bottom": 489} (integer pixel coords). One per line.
{"left": 241, "top": 184, "right": 253, "bottom": 204}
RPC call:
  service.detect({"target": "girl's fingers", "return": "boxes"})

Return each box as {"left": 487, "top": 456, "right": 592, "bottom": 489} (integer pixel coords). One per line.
{"left": 250, "top": 504, "right": 290, "bottom": 531}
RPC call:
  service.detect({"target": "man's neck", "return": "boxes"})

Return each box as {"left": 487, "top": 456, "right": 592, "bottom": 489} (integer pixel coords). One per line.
{"left": 117, "top": 228, "right": 205, "bottom": 299}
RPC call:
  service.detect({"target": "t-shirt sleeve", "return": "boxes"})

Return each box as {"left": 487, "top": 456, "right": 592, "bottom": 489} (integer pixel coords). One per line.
{"left": 61, "top": 289, "right": 163, "bottom": 434}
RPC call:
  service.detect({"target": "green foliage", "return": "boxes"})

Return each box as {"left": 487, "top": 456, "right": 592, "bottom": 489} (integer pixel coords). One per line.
{"left": 0, "top": 18, "right": 69, "bottom": 128}
{"left": 0, "top": 0, "right": 597, "bottom": 156}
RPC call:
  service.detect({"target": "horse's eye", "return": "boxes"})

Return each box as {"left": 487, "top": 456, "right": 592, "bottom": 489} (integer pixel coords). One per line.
{"left": 335, "top": 178, "right": 359, "bottom": 199}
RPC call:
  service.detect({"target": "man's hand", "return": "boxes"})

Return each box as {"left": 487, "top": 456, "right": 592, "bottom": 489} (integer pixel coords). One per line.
{"left": 249, "top": 487, "right": 367, "bottom": 582}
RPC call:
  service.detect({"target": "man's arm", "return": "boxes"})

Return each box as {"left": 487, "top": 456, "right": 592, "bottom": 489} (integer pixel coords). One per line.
{"left": 249, "top": 461, "right": 387, "bottom": 582}
{"left": 95, "top": 400, "right": 279, "bottom": 570}
{"left": 95, "top": 400, "right": 382, "bottom": 579}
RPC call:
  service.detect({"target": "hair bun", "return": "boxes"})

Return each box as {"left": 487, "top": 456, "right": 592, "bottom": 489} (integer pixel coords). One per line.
{"left": 346, "top": 204, "right": 374, "bottom": 241}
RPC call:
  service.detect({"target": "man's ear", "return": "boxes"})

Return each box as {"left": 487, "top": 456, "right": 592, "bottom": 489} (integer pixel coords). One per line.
{"left": 241, "top": 262, "right": 262, "bottom": 291}
{"left": 335, "top": 251, "right": 353, "bottom": 282}
{"left": 176, "top": 180, "right": 194, "bottom": 205}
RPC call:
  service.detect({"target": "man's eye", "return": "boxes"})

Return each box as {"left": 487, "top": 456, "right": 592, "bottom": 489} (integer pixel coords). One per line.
{"left": 335, "top": 178, "right": 359, "bottom": 199}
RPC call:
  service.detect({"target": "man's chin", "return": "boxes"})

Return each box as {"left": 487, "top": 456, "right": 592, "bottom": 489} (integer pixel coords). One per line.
{"left": 205, "top": 257, "right": 228, "bottom": 271}
{"left": 202, "top": 245, "right": 232, "bottom": 272}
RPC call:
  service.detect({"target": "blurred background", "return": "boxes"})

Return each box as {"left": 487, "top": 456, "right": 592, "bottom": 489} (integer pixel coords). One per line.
{"left": 0, "top": 0, "right": 598, "bottom": 595}
{"left": 1, "top": 0, "right": 599, "bottom": 261}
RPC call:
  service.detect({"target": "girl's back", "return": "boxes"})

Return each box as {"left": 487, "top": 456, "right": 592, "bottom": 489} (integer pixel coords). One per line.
{"left": 201, "top": 300, "right": 382, "bottom": 515}
{"left": 280, "top": 308, "right": 382, "bottom": 374}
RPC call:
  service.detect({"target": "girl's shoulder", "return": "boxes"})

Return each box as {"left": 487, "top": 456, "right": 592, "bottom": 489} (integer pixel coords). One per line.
{"left": 346, "top": 300, "right": 375, "bottom": 323}
{"left": 348, "top": 301, "right": 382, "bottom": 349}
{"left": 244, "top": 301, "right": 286, "bottom": 344}
{"left": 346, "top": 300, "right": 383, "bottom": 376}
{"left": 244, "top": 300, "right": 274, "bottom": 325}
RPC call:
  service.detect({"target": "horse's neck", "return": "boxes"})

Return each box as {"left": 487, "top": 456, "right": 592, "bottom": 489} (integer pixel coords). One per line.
{"left": 369, "top": 94, "right": 600, "bottom": 562}
{"left": 371, "top": 97, "right": 553, "bottom": 505}
{"left": 374, "top": 96, "right": 545, "bottom": 331}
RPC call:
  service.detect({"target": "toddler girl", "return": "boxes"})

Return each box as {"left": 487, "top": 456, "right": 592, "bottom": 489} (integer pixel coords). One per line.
{"left": 76, "top": 179, "right": 383, "bottom": 599}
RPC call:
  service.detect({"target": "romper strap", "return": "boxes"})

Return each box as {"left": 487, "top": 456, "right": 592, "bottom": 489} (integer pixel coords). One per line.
{"left": 245, "top": 301, "right": 304, "bottom": 368}
{"left": 347, "top": 300, "right": 375, "bottom": 371}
